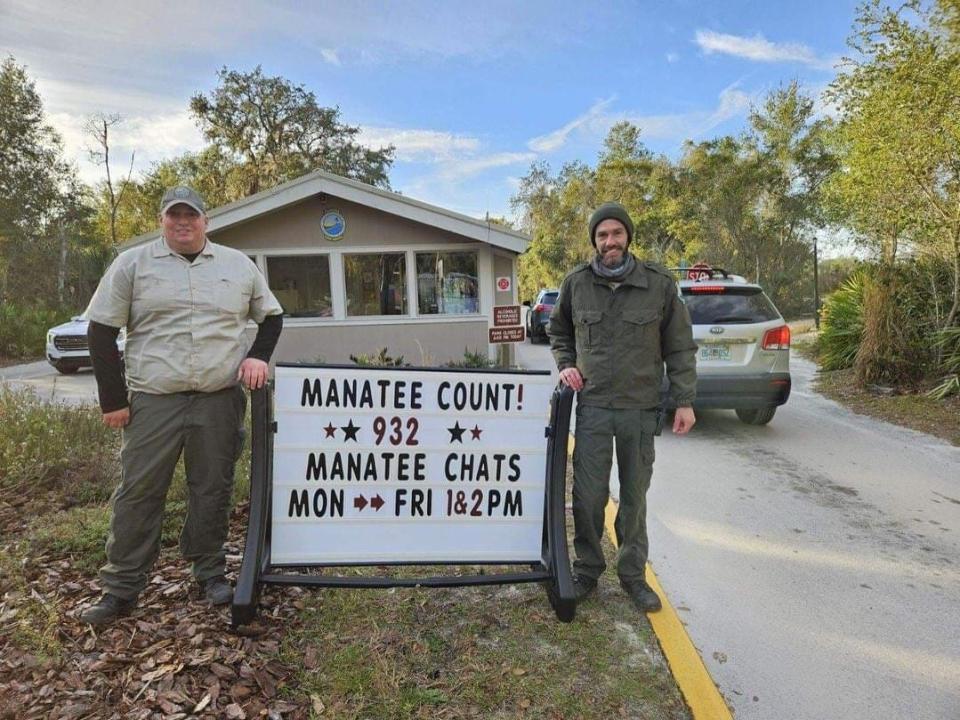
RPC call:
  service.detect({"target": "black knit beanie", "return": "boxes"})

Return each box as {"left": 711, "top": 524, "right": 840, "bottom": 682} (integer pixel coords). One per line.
{"left": 588, "top": 202, "right": 634, "bottom": 248}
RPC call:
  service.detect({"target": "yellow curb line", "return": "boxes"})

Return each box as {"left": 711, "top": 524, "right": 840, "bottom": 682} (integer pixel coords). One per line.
{"left": 569, "top": 435, "right": 731, "bottom": 720}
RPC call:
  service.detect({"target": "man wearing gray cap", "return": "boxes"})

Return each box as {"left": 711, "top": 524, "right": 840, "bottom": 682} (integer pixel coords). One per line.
{"left": 547, "top": 202, "right": 697, "bottom": 613}
{"left": 79, "top": 186, "right": 284, "bottom": 625}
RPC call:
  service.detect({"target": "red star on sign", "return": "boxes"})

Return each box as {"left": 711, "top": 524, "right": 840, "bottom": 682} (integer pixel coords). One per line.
{"left": 470, "top": 424, "right": 483, "bottom": 440}
{"left": 324, "top": 423, "right": 337, "bottom": 438}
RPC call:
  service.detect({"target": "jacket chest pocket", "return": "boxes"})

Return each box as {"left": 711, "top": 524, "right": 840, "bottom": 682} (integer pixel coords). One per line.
{"left": 621, "top": 310, "right": 660, "bottom": 350}
{"left": 134, "top": 277, "right": 180, "bottom": 313}
{"left": 575, "top": 310, "right": 603, "bottom": 349}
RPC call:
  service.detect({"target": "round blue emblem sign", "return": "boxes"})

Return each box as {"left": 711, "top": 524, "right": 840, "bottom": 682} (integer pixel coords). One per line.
{"left": 320, "top": 210, "right": 345, "bottom": 240}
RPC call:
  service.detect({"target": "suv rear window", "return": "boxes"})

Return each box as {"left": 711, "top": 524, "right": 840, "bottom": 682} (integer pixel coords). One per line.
{"left": 681, "top": 287, "right": 781, "bottom": 324}
{"left": 540, "top": 292, "right": 558, "bottom": 305}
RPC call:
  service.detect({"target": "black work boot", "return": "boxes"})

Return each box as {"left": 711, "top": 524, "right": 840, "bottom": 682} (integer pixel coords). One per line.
{"left": 198, "top": 576, "right": 233, "bottom": 605}
{"left": 572, "top": 575, "right": 598, "bottom": 602}
{"left": 79, "top": 594, "right": 137, "bottom": 626}
{"left": 619, "top": 577, "right": 662, "bottom": 612}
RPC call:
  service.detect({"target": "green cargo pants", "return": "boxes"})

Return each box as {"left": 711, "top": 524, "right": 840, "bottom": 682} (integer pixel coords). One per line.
{"left": 100, "top": 386, "right": 246, "bottom": 600}
{"left": 572, "top": 404, "right": 658, "bottom": 584}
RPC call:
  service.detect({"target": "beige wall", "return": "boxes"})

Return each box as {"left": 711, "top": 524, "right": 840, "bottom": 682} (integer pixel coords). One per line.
{"left": 215, "top": 196, "right": 477, "bottom": 251}
{"left": 214, "top": 192, "right": 521, "bottom": 366}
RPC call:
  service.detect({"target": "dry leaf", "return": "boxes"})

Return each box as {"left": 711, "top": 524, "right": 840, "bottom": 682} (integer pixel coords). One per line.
{"left": 311, "top": 694, "right": 326, "bottom": 714}
{"left": 192, "top": 692, "right": 211, "bottom": 713}
{"left": 224, "top": 702, "right": 246, "bottom": 719}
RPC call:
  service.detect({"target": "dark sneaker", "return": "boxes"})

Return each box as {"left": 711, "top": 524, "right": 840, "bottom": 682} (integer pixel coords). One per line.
{"left": 79, "top": 594, "right": 136, "bottom": 626}
{"left": 619, "top": 578, "right": 662, "bottom": 612}
{"left": 572, "top": 575, "right": 598, "bottom": 602}
{"left": 198, "top": 576, "right": 233, "bottom": 605}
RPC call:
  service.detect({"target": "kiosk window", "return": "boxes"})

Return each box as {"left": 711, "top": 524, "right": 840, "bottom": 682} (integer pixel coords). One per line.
{"left": 416, "top": 251, "right": 479, "bottom": 315}
{"left": 266, "top": 255, "right": 333, "bottom": 318}
{"left": 344, "top": 253, "right": 408, "bottom": 316}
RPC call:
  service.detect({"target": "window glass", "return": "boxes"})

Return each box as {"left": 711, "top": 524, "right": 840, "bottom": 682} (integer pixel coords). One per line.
{"left": 266, "top": 255, "right": 333, "bottom": 318}
{"left": 416, "top": 251, "right": 480, "bottom": 315}
{"left": 681, "top": 288, "right": 781, "bottom": 324}
{"left": 344, "top": 253, "right": 407, "bottom": 316}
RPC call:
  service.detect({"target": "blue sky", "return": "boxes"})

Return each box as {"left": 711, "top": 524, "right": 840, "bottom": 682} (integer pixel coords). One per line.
{"left": 2, "top": 0, "right": 859, "bottom": 221}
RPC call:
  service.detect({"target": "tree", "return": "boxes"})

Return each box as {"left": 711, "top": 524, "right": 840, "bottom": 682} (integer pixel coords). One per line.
{"left": 85, "top": 113, "right": 136, "bottom": 247}
{"left": 0, "top": 56, "right": 83, "bottom": 307}
{"left": 189, "top": 66, "right": 395, "bottom": 198}
{"left": 827, "top": 0, "right": 960, "bottom": 329}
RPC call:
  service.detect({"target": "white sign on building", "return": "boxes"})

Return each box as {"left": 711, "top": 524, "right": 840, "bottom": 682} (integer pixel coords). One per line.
{"left": 270, "top": 365, "right": 555, "bottom": 565}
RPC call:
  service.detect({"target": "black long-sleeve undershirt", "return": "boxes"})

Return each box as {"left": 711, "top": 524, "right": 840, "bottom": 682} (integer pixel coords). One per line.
{"left": 88, "top": 313, "right": 284, "bottom": 413}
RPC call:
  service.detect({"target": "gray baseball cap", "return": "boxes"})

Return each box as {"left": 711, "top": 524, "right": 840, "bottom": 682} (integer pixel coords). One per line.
{"left": 159, "top": 186, "right": 206, "bottom": 215}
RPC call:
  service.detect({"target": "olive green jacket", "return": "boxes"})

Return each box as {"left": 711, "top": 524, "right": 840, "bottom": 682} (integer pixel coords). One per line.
{"left": 547, "top": 257, "right": 697, "bottom": 409}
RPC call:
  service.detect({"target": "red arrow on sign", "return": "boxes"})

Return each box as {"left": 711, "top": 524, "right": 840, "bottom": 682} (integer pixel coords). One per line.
{"left": 370, "top": 494, "right": 385, "bottom": 511}
{"left": 354, "top": 495, "right": 368, "bottom": 511}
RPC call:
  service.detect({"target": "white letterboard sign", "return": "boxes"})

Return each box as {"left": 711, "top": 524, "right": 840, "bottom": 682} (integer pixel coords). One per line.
{"left": 270, "top": 366, "right": 555, "bottom": 565}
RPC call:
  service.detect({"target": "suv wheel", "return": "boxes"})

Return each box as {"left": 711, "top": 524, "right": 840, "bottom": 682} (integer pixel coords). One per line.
{"left": 735, "top": 407, "right": 777, "bottom": 425}
{"left": 54, "top": 363, "right": 79, "bottom": 375}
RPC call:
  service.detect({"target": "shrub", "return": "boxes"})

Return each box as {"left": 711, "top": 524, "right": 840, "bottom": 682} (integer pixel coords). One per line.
{"left": 0, "top": 302, "right": 72, "bottom": 359}
{"left": 819, "top": 270, "right": 866, "bottom": 371}
{"left": 444, "top": 347, "right": 498, "bottom": 369}
{"left": 349, "top": 348, "right": 408, "bottom": 367}
{"left": 0, "top": 385, "right": 119, "bottom": 503}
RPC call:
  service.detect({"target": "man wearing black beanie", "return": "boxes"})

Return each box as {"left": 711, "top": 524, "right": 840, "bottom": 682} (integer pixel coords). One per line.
{"left": 547, "top": 201, "right": 697, "bottom": 613}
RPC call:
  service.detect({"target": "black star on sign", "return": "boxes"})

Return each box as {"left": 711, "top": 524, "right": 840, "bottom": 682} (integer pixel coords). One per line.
{"left": 324, "top": 422, "right": 337, "bottom": 438}
{"left": 341, "top": 419, "right": 360, "bottom": 442}
{"left": 470, "top": 424, "right": 483, "bottom": 440}
{"left": 447, "top": 421, "right": 466, "bottom": 443}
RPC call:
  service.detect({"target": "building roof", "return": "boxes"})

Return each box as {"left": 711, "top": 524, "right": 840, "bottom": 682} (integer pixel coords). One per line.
{"left": 123, "top": 169, "right": 530, "bottom": 253}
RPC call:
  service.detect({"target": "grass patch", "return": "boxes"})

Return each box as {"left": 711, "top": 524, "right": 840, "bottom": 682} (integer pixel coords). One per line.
{"left": 815, "top": 367, "right": 960, "bottom": 446}
{"left": 28, "top": 505, "right": 111, "bottom": 575}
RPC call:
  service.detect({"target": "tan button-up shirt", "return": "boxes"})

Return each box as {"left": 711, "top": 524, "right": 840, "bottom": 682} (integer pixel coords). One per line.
{"left": 85, "top": 237, "right": 283, "bottom": 395}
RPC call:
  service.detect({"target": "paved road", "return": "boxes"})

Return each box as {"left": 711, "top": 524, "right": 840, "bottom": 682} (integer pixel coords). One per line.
{"left": 0, "top": 360, "right": 99, "bottom": 405}
{"left": 517, "top": 335, "right": 960, "bottom": 720}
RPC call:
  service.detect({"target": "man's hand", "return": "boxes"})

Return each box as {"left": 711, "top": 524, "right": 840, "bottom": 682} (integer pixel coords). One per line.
{"left": 102, "top": 408, "right": 130, "bottom": 429}
{"left": 238, "top": 357, "right": 269, "bottom": 390}
{"left": 673, "top": 407, "right": 696, "bottom": 435}
{"left": 558, "top": 367, "right": 584, "bottom": 391}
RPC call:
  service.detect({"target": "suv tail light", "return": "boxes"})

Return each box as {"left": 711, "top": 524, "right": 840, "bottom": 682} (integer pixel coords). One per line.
{"left": 762, "top": 325, "right": 791, "bottom": 350}
{"left": 533, "top": 304, "right": 547, "bottom": 313}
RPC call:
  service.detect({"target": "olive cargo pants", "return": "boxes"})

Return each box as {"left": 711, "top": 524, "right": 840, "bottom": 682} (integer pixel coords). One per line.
{"left": 572, "top": 404, "right": 658, "bottom": 583}
{"left": 100, "top": 387, "right": 246, "bottom": 600}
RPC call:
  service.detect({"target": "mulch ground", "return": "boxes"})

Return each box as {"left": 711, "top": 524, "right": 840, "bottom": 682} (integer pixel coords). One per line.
{"left": 0, "top": 503, "right": 310, "bottom": 720}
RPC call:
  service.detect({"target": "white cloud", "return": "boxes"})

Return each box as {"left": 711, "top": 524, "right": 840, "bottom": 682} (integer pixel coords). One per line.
{"left": 666, "top": 52, "right": 680, "bottom": 63}
{"left": 695, "top": 30, "right": 837, "bottom": 71}
{"left": 358, "top": 128, "right": 481, "bottom": 163}
{"left": 438, "top": 152, "right": 538, "bottom": 180}
{"left": 320, "top": 48, "right": 342, "bottom": 66}
{"left": 527, "top": 97, "right": 615, "bottom": 153}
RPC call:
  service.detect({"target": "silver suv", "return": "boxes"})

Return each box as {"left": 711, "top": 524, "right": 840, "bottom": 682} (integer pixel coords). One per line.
{"left": 676, "top": 266, "right": 791, "bottom": 425}
{"left": 46, "top": 317, "right": 125, "bottom": 375}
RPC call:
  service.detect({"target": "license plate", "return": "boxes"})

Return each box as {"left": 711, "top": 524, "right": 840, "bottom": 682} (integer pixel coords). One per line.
{"left": 699, "top": 344, "right": 731, "bottom": 361}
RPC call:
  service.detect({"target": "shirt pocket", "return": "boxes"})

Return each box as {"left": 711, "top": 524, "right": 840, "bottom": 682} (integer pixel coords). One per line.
{"left": 575, "top": 310, "right": 603, "bottom": 349}
{"left": 621, "top": 310, "right": 660, "bottom": 351}
{"left": 216, "top": 277, "right": 251, "bottom": 316}
{"left": 134, "top": 277, "right": 178, "bottom": 313}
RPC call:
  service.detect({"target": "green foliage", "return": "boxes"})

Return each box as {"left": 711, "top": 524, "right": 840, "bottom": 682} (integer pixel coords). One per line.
{"left": 0, "top": 302, "right": 69, "bottom": 358}
{"left": 349, "top": 348, "right": 408, "bottom": 367}
{"left": 190, "top": 66, "right": 395, "bottom": 197}
{"left": 819, "top": 271, "right": 867, "bottom": 371}
{"left": 444, "top": 348, "right": 498, "bottom": 369}
{"left": 927, "top": 326, "right": 960, "bottom": 398}
{"left": 0, "top": 385, "right": 120, "bottom": 500}
{"left": 28, "top": 505, "right": 110, "bottom": 574}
